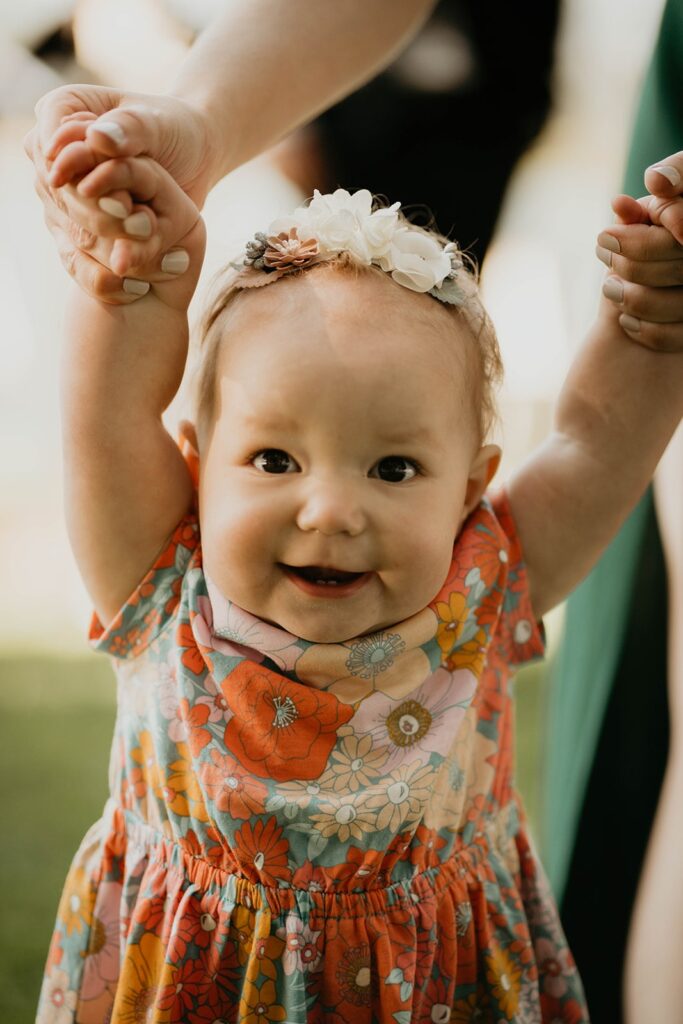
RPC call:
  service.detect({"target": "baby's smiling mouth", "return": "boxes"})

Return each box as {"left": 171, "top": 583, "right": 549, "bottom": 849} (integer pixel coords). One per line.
{"left": 280, "top": 564, "right": 373, "bottom": 598}
{"left": 283, "top": 565, "right": 364, "bottom": 586}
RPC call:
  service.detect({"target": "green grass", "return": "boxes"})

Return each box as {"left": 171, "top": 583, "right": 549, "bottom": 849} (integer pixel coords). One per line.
{"left": 0, "top": 654, "right": 115, "bottom": 1024}
{"left": 0, "top": 652, "right": 546, "bottom": 1023}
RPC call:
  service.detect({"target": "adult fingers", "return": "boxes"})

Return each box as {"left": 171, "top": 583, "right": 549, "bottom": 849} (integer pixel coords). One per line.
{"left": 68, "top": 104, "right": 169, "bottom": 165}
{"left": 602, "top": 277, "right": 683, "bottom": 324}
{"left": 596, "top": 222, "right": 683, "bottom": 287}
{"left": 644, "top": 153, "right": 683, "bottom": 198}
{"left": 602, "top": 275, "right": 683, "bottom": 350}
{"left": 617, "top": 316, "right": 683, "bottom": 353}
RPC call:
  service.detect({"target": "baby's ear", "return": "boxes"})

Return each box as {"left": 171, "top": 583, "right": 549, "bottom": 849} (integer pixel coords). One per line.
{"left": 178, "top": 419, "right": 200, "bottom": 489}
{"left": 461, "top": 444, "right": 501, "bottom": 522}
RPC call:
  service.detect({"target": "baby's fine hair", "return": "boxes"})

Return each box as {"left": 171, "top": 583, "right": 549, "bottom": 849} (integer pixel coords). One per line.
{"left": 190, "top": 208, "right": 503, "bottom": 443}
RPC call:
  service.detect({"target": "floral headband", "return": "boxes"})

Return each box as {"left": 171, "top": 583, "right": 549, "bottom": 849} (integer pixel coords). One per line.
{"left": 230, "top": 188, "right": 478, "bottom": 308}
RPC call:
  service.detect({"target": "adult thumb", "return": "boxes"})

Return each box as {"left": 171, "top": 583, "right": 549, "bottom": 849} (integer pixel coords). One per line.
{"left": 85, "top": 104, "right": 166, "bottom": 161}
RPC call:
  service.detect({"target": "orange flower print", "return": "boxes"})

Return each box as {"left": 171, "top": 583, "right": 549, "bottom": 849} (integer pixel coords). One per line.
{"left": 223, "top": 664, "right": 353, "bottom": 782}
{"left": 507, "top": 608, "right": 541, "bottom": 665}
{"left": 539, "top": 994, "right": 586, "bottom": 1023}
{"left": 199, "top": 750, "right": 268, "bottom": 819}
{"left": 177, "top": 698, "right": 212, "bottom": 754}
{"left": 240, "top": 978, "right": 287, "bottom": 1024}
{"left": 176, "top": 621, "right": 206, "bottom": 675}
{"left": 157, "top": 958, "right": 210, "bottom": 1018}
{"left": 334, "top": 943, "right": 373, "bottom": 1008}
{"left": 484, "top": 941, "right": 522, "bottom": 1019}
{"left": 233, "top": 817, "right": 292, "bottom": 886}
{"left": 318, "top": 845, "right": 385, "bottom": 889}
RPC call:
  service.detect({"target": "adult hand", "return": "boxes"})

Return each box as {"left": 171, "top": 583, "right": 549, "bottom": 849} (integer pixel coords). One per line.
{"left": 596, "top": 151, "right": 683, "bottom": 351}
{"left": 24, "top": 84, "right": 217, "bottom": 301}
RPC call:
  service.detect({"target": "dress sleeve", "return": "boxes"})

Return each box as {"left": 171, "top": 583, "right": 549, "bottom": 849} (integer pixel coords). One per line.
{"left": 488, "top": 489, "right": 545, "bottom": 668}
{"left": 88, "top": 514, "right": 200, "bottom": 660}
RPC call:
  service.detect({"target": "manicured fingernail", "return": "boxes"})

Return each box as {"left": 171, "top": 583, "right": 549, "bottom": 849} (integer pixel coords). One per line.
{"left": 598, "top": 232, "right": 620, "bottom": 253}
{"left": 161, "top": 249, "right": 190, "bottom": 274}
{"left": 602, "top": 277, "right": 623, "bottom": 303}
{"left": 123, "top": 278, "right": 150, "bottom": 296}
{"left": 98, "top": 197, "right": 127, "bottom": 219}
{"left": 124, "top": 212, "right": 152, "bottom": 238}
{"left": 92, "top": 121, "right": 126, "bottom": 148}
{"left": 620, "top": 314, "right": 640, "bottom": 334}
{"left": 596, "top": 245, "right": 613, "bottom": 268}
{"left": 648, "top": 164, "right": 680, "bottom": 187}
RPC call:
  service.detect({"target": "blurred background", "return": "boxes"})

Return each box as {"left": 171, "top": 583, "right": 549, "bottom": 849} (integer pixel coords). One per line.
{"left": 0, "top": 0, "right": 667, "bottom": 1019}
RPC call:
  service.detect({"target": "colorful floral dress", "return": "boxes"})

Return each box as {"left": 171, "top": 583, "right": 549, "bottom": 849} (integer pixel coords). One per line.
{"left": 37, "top": 493, "right": 589, "bottom": 1024}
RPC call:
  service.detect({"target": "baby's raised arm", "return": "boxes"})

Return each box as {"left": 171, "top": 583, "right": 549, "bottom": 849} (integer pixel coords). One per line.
{"left": 509, "top": 177, "right": 683, "bottom": 618}
{"left": 58, "top": 157, "right": 205, "bottom": 624}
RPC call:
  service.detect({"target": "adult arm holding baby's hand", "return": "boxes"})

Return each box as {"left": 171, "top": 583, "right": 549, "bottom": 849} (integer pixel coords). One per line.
{"left": 25, "top": 0, "right": 436, "bottom": 301}
{"left": 509, "top": 156, "right": 683, "bottom": 617}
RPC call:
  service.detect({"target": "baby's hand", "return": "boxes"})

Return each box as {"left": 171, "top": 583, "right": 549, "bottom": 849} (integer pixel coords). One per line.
{"left": 30, "top": 119, "right": 204, "bottom": 307}
{"left": 598, "top": 153, "right": 683, "bottom": 353}
{"left": 72, "top": 152, "right": 205, "bottom": 311}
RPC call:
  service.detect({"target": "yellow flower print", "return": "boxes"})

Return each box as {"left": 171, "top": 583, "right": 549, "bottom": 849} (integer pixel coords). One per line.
{"left": 246, "top": 931, "right": 286, "bottom": 984}
{"left": 319, "top": 732, "right": 388, "bottom": 793}
{"left": 57, "top": 866, "right": 95, "bottom": 937}
{"left": 485, "top": 942, "right": 522, "bottom": 1019}
{"left": 364, "top": 759, "right": 436, "bottom": 833}
{"left": 240, "top": 978, "right": 287, "bottom": 1024}
{"left": 274, "top": 777, "right": 327, "bottom": 810}
{"left": 436, "top": 593, "right": 487, "bottom": 675}
{"left": 161, "top": 741, "right": 209, "bottom": 822}
{"left": 230, "top": 904, "right": 256, "bottom": 967}
{"left": 308, "top": 792, "right": 379, "bottom": 843}
{"left": 115, "top": 932, "right": 169, "bottom": 1024}
{"left": 451, "top": 991, "right": 488, "bottom": 1022}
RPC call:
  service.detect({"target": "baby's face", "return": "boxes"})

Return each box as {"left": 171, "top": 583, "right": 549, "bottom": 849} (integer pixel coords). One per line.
{"left": 198, "top": 270, "right": 495, "bottom": 643}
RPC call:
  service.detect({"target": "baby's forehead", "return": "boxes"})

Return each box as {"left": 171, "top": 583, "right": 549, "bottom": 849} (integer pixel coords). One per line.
{"left": 220, "top": 268, "right": 470, "bottom": 379}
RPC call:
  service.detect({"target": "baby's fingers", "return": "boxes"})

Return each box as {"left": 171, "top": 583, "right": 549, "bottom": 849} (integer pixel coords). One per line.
{"left": 645, "top": 193, "right": 683, "bottom": 247}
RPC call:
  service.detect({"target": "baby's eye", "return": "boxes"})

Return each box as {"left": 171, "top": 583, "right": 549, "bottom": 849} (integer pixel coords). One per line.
{"left": 251, "top": 449, "right": 299, "bottom": 474}
{"left": 370, "top": 456, "right": 419, "bottom": 483}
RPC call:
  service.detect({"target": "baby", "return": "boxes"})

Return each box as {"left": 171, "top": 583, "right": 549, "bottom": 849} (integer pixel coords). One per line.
{"left": 37, "top": 152, "right": 683, "bottom": 1024}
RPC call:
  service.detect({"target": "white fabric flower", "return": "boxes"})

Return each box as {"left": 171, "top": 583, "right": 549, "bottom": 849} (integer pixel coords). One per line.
{"left": 380, "top": 228, "right": 452, "bottom": 293}
{"left": 268, "top": 190, "right": 402, "bottom": 266}
{"left": 255, "top": 190, "right": 465, "bottom": 302}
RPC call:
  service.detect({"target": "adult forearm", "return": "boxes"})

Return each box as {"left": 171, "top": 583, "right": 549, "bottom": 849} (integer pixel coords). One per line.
{"left": 170, "top": 0, "right": 436, "bottom": 185}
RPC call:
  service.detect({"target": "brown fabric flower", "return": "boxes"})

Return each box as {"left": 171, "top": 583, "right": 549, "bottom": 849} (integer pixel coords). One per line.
{"left": 263, "top": 228, "right": 319, "bottom": 270}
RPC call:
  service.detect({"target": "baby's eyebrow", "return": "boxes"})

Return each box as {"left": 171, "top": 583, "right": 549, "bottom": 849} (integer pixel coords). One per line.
{"left": 376, "top": 425, "right": 435, "bottom": 446}
{"left": 238, "top": 411, "right": 298, "bottom": 433}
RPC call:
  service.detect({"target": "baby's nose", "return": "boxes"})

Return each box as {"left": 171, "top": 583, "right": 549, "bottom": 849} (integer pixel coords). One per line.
{"left": 296, "top": 481, "right": 367, "bottom": 537}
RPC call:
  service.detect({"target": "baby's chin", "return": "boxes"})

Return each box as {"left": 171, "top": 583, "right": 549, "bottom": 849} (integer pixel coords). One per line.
{"left": 271, "top": 611, "right": 402, "bottom": 645}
